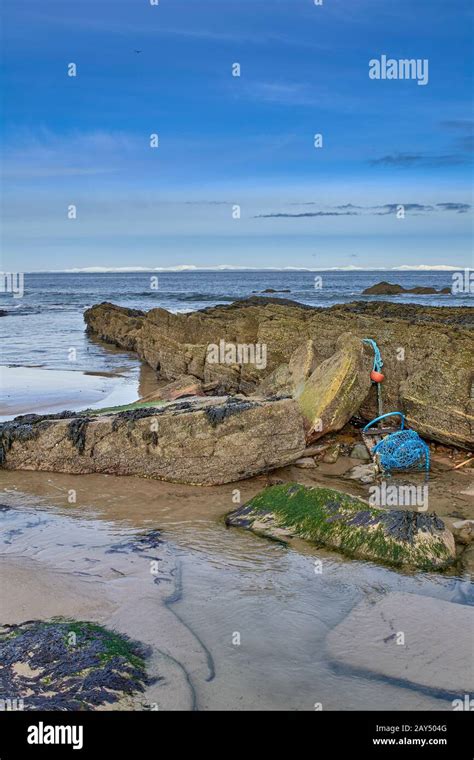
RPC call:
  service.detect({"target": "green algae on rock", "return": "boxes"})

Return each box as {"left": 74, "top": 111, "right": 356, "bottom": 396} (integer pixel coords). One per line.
{"left": 226, "top": 483, "right": 456, "bottom": 570}
{"left": 0, "top": 619, "right": 152, "bottom": 710}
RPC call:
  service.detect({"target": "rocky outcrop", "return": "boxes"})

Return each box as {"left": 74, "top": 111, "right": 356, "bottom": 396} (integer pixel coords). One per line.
{"left": 226, "top": 483, "right": 456, "bottom": 570}
{"left": 297, "top": 333, "right": 372, "bottom": 441}
{"left": 362, "top": 281, "right": 451, "bottom": 295}
{"left": 84, "top": 298, "right": 474, "bottom": 448}
{"left": 0, "top": 397, "right": 306, "bottom": 486}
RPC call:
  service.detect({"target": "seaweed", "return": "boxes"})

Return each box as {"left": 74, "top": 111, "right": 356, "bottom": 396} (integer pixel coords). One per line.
{"left": 0, "top": 619, "right": 152, "bottom": 710}
{"left": 107, "top": 529, "right": 163, "bottom": 555}
{"left": 67, "top": 417, "right": 91, "bottom": 454}
{"left": 204, "top": 397, "right": 258, "bottom": 427}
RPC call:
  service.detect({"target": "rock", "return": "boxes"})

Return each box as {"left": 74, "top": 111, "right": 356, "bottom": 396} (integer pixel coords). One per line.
{"left": 288, "top": 339, "right": 317, "bottom": 396}
{"left": 451, "top": 519, "right": 474, "bottom": 545}
{"left": 350, "top": 443, "right": 371, "bottom": 461}
{"left": 362, "top": 281, "right": 449, "bottom": 296}
{"left": 294, "top": 457, "right": 318, "bottom": 468}
{"left": 0, "top": 397, "right": 306, "bottom": 486}
{"left": 460, "top": 544, "right": 474, "bottom": 576}
{"left": 363, "top": 281, "right": 406, "bottom": 295}
{"left": 140, "top": 375, "right": 204, "bottom": 402}
{"left": 302, "top": 443, "right": 330, "bottom": 457}
{"left": 0, "top": 619, "right": 151, "bottom": 710}
{"left": 258, "top": 339, "right": 317, "bottom": 397}
{"left": 297, "top": 333, "right": 372, "bottom": 441}
{"left": 326, "top": 593, "right": 474, "bottom": 696}
{"left": 257, "top": 363, "right": 292, "bottom": 397}
{"left": 226, "top": 483, "right": 456, "bottom": 570}
{"left": 322, "top": 443, "right": 341, "bottom": 464}
{"left": 344, "top": 463, "right": 378, "bottom": 483}
{"left": 84, "top": 298, "right": 474, "bottom": 448}
{"left": 262, "top": 288, "right": 291, "bottom": 293}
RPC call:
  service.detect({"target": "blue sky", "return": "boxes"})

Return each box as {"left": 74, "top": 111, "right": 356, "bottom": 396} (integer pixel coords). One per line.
{"left": 2, "top": 0, "right": 473, "bottom": 270}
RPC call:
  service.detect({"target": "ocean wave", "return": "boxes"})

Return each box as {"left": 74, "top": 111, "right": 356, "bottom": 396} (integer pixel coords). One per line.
{"left": 124, "top": 292, "right": 238, "bottom": 302}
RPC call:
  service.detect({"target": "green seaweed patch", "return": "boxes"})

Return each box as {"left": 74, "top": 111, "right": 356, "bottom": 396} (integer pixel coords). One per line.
{"left": 226, "top": 483, "right": 453, "bottom": 571}
{"left": 84, "top": 400, "right": 166, "bottom": 416}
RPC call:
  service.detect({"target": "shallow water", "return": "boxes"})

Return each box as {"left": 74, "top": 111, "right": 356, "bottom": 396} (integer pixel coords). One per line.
{"left": 1, "top": 470, "right": 470, "bottom": 711}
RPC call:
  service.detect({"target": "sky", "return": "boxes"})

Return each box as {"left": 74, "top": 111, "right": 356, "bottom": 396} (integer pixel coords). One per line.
{"left": 1, "top": 0, "right": 473, "bottom": 271}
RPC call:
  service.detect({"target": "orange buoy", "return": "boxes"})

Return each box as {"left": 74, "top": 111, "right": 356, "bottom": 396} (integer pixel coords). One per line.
{"left": 370, "top": 369, "right": 384, "bottom": 383}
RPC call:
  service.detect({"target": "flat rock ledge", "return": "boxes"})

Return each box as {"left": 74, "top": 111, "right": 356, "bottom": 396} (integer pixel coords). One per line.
{"left": 326, "top": 593, "right": 474, "bottom": 697}
{"left": 226, "top": 483, "right": 456, "bottom": 570}
{"left": 0, "top": 396, "right": 306, "bottom": 486}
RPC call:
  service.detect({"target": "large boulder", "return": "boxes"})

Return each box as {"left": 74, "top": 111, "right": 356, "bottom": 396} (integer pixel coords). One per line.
{"left": 0, "top": 397, "right": 306, "bottom": 486}
{"left": 297, "top": 333, "right": 372, "bottom": 441}
{"left": 84, "top": 298, "right": 474, "bottom": 448}
{"left": 226, "top": 483, "right": 456, "bottom": 570}
{"left": 258, "top": 339, "right": 317, "bottom": 397}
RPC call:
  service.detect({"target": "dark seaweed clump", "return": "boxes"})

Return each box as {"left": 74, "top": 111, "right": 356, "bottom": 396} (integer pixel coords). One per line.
{"left": 380, "top": 510, "right": 445, "bottom": 543}
{"left": 67, "top": 417, "right": 91, "bottom": 454}
{"left": 107, "top": 529, "right": 163, "bottom": 556}
{"left": 0, "top": 619, "right": 153, "bottom": 711}
{"left": 204, "top": 397, "right": 258, "bottom": 427}
{"left": 111, "top": 401, "right": 194, "bottom": 432}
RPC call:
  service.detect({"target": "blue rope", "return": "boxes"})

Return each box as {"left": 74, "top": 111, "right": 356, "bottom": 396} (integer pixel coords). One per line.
{"left": 362, "top": 338, "right": 383, "bottom": 373}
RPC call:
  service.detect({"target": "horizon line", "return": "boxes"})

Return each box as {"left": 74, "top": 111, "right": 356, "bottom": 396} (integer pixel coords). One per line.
{"left": 18, "top": 264, "right": 467, "bottom": 274}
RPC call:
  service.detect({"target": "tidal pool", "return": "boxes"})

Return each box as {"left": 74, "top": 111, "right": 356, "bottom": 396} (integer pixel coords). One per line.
{"left": 0, "top": 469, "right": 471, "bottom": 711}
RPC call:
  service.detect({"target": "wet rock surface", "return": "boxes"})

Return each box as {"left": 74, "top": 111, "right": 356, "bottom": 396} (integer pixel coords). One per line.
{"left": 362, "top": 281, "right": 452, "bottom": 296}
{"left": 0, "top": 396, "right": 306, "bottom": 485}
{"left": 0, "top": 619, "right": 151, "bottom": 710}
{"left": 226, "top": 483, "right": 456, "bottom": 570}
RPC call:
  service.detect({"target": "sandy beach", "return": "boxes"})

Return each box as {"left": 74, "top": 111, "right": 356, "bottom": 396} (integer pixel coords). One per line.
{"left": 0, "top": 364, "right": 163, "bottom": 420}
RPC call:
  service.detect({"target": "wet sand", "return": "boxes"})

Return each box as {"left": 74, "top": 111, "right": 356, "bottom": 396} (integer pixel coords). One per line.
{"left": 0, "top": 363, "right": 163, "bottom": 420}
{"left": 1, "top": 466, "right": 472, "bottom": 711}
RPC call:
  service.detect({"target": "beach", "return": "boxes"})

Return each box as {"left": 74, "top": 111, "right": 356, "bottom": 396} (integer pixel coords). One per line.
{"left": 0, "top": 271, "right": 473, "bottom": 711}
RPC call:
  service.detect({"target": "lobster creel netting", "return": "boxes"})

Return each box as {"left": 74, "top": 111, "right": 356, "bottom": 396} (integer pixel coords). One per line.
{"left": 373, "top": 429, "right": 430, "bottom": 474}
